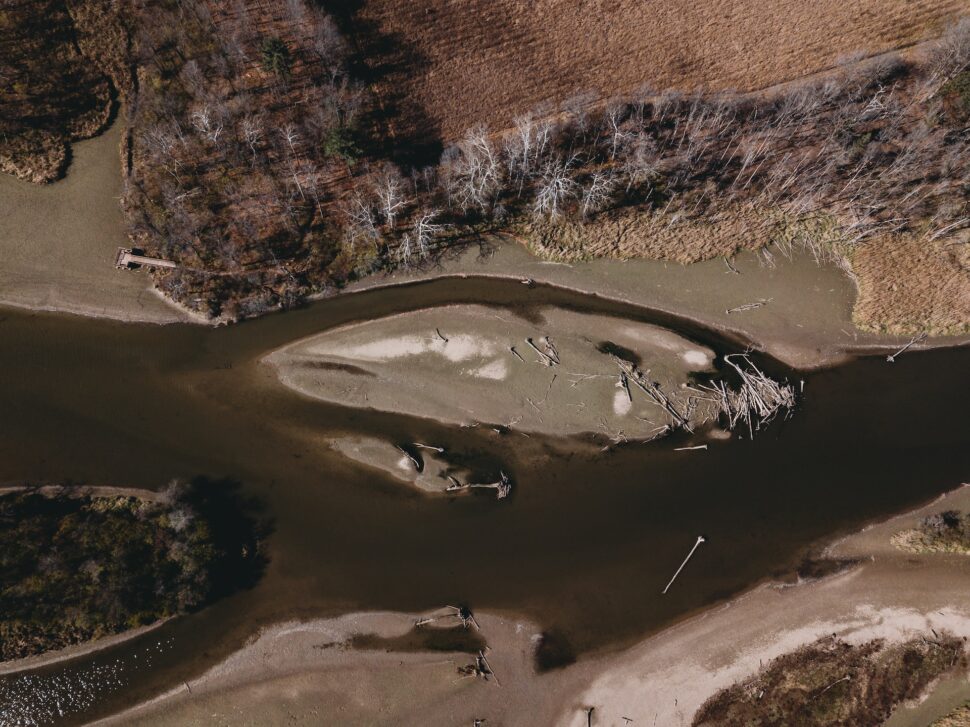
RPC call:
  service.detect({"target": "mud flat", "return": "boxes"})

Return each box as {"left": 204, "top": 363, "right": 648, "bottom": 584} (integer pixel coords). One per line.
{"left": 266, "top": 304, "right": 719, "bottom": 438}
{"left": 0, "top": 116, "right": 189, "bottom": 324}
{"left": 346, "top": 241, "right": 970, "bottom": 369}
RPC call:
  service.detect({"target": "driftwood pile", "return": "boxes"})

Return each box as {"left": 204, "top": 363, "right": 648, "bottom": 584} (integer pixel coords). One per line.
{"left": 611, "top": 356, "right": 692, "bottom": 432}
{"left": 697, "top": 354, "right": 797, "bottom": 436}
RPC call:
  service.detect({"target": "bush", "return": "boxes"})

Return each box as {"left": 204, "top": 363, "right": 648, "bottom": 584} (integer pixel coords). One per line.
{"left": 322, "top": 124, "right": 360, "bottom": 164}
{"left": 260, "top": 37, "right": 291, "bottom": 78}
{"left": 939, "top": 69, "right": 970, "bottom": 122}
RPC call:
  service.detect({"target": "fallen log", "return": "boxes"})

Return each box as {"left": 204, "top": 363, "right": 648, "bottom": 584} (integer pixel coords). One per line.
{"left": 446, "top": 471, "right": 512, "bottom": 500}
{"left": 526, "top": 338, "right": 557, "bottom": 366}
{"left": 887, "top": 332, "right": 927, "bottom": 362}
{"left": 725, "top": 298, "right": 771, "bottom": 314}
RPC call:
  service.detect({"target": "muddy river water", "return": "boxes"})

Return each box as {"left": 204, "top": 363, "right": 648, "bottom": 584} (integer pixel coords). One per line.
{"left": 0, "top": 278, "right": 968, "bottom": 724}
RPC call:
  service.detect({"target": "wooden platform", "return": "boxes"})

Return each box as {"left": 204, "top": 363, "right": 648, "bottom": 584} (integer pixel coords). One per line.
{"left": 115, "top": 248, "right": 177, "bottom": 270}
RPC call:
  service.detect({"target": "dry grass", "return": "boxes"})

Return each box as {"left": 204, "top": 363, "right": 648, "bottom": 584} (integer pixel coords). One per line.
{"left": 892, "top": 510, "right": 970, "bottom": 555}
{"left": 354, "top": 0, "right": 965, "bottom": 142}
{"left": 933, "top": 702, "right": 970, "bottom": 726}
{"left": 0, "top": 0, "right": 114, "bottom": 183}
{"left": 523, "top": 206, "right": 762, "bottom": 265}
{"left": 851, "top": 232, "right": 970, "bottom": 335}
{"left": 693, "top": 634, "right": 967, "bottom": 727}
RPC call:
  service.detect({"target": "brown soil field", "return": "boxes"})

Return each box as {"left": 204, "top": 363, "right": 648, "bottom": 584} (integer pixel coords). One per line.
{"left": 353, "top": 0, "right": 967, "bottom": 142}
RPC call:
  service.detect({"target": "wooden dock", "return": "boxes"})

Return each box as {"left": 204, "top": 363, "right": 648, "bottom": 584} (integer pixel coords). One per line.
{"left": 115, "top": 248, "right": 177, "bottom": 270}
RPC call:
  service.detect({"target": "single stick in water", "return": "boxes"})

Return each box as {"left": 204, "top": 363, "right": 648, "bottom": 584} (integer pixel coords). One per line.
{"left": 662, "top": 536, "right": 706, "bottom": 594}
{"left": 887, "top": 332, "right": 927, "bottom": 362}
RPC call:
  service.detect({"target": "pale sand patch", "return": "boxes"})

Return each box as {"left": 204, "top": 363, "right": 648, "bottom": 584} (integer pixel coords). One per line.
{"left": 470, "top": 358, "right": 509, "bottom": 380}
{"left": 612, "top": 389, "right": 632, "bottom": 416}
{"left": 311, "top": 333, "right": 496, "bottom": 363}
{"left": 682, "top": 350, "right": 711, "bottom": 368}
{"left": 327, "top": 436, "right": 466, "bottom": 494}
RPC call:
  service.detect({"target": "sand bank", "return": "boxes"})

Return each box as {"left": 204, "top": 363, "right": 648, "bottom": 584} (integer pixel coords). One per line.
{"left": 94, "top": 610, "right": 571, "bottom": 727}
{"left": 0, "top": 116, "right": 191, "bottom": 325}
{"left": 559, "top": 484, "right": 970, "bottom": 727}
{"left": 92, "top": 485, "right": 970, "bottom": 726}
{"left": 266, "top": 304, "right": 720, "bottom": 438}
{"left": 327, "top": 436, "right": 476, "bottom": 494}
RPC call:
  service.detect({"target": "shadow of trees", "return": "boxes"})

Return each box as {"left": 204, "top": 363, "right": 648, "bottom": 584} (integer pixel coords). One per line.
{"left": 323, "top": 0, "right": 444, "bottom": 169}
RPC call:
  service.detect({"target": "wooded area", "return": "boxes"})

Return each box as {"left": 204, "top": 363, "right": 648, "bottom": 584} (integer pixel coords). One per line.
{"left": 0, "top": 481, "right": 263, "bottom": 661}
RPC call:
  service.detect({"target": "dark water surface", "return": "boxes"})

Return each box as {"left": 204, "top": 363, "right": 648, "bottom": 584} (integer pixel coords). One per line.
{"left": 0, "top": 278, "right": 967, "bottom": 724}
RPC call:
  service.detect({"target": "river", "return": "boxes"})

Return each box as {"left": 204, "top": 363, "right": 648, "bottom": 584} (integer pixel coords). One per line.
{"left": 0, "top": 279, "right": 968, "bottom": 725}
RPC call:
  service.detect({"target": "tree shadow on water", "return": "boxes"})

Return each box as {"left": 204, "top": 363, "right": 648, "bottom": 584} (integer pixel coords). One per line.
{"left": 179, "top": 476, "right": 274, "bottom": 602}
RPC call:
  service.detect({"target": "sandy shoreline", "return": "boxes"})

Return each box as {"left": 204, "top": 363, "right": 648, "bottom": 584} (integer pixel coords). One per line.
{"left": 87, "top": 484, "right": 970, "bottom": 726}
{"left": 340, "top": 242, "right": 970, "bottom": 370}
{"left": 3, "top": 134, "right": 966, "bottom": 360}
{"left": 0, "top": 619, "right": 171, "bottom": 678}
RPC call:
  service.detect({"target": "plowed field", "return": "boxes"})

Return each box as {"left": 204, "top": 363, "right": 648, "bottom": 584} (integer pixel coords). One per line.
{"left": 354, "top": 0, "right": 966, "bottom": 141}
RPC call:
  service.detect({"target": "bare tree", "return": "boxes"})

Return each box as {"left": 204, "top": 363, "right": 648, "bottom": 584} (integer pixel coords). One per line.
{"left": 280, "top": 124, "right": 302, "bottom": 156}
{"left": 398, "top": 233, "right": 414, "bottom": 267}
{"left": 311, "top": 11, "right": 348, "bottom": 71}
{"left": 413, "top": 208, "right": 443, "bottom": 258}
{"left": 605, "top": 103, "right": 632, "bottom": 161}
{"left": 931, "top": 16, "right": 970, "bottom": 79}
{"left": 240, "top": 115, "right": 262, "bottom": 165}
{"left": 344, "top": 191, "right": 380, "bottom": 247}
{"left": 142, "top": 124, "right": 184, "bottom": 183}
{"left": 533, "top": 157, "right": 579, "bottom": 219}
{"left": 191, "top": 105, "right": 223, "bottom": 144}
{"left": 444, "top": 126, "right": 502, "bottom": 212}
{"left": 615, "top": 130, "right": 660, "bottom": 192}
{"left": 581, "top": 170, "right": 616, "bottom": 218}
{"left": 179, "top": 60, "right": 207, "bottom": 99}
{"left": 373, "top": 165, "right": 409, "bottom": 228}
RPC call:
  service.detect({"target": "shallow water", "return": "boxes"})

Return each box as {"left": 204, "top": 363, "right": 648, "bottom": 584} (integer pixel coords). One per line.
{"left": 0, "top": 281, "right": 968, "bottom": 724}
